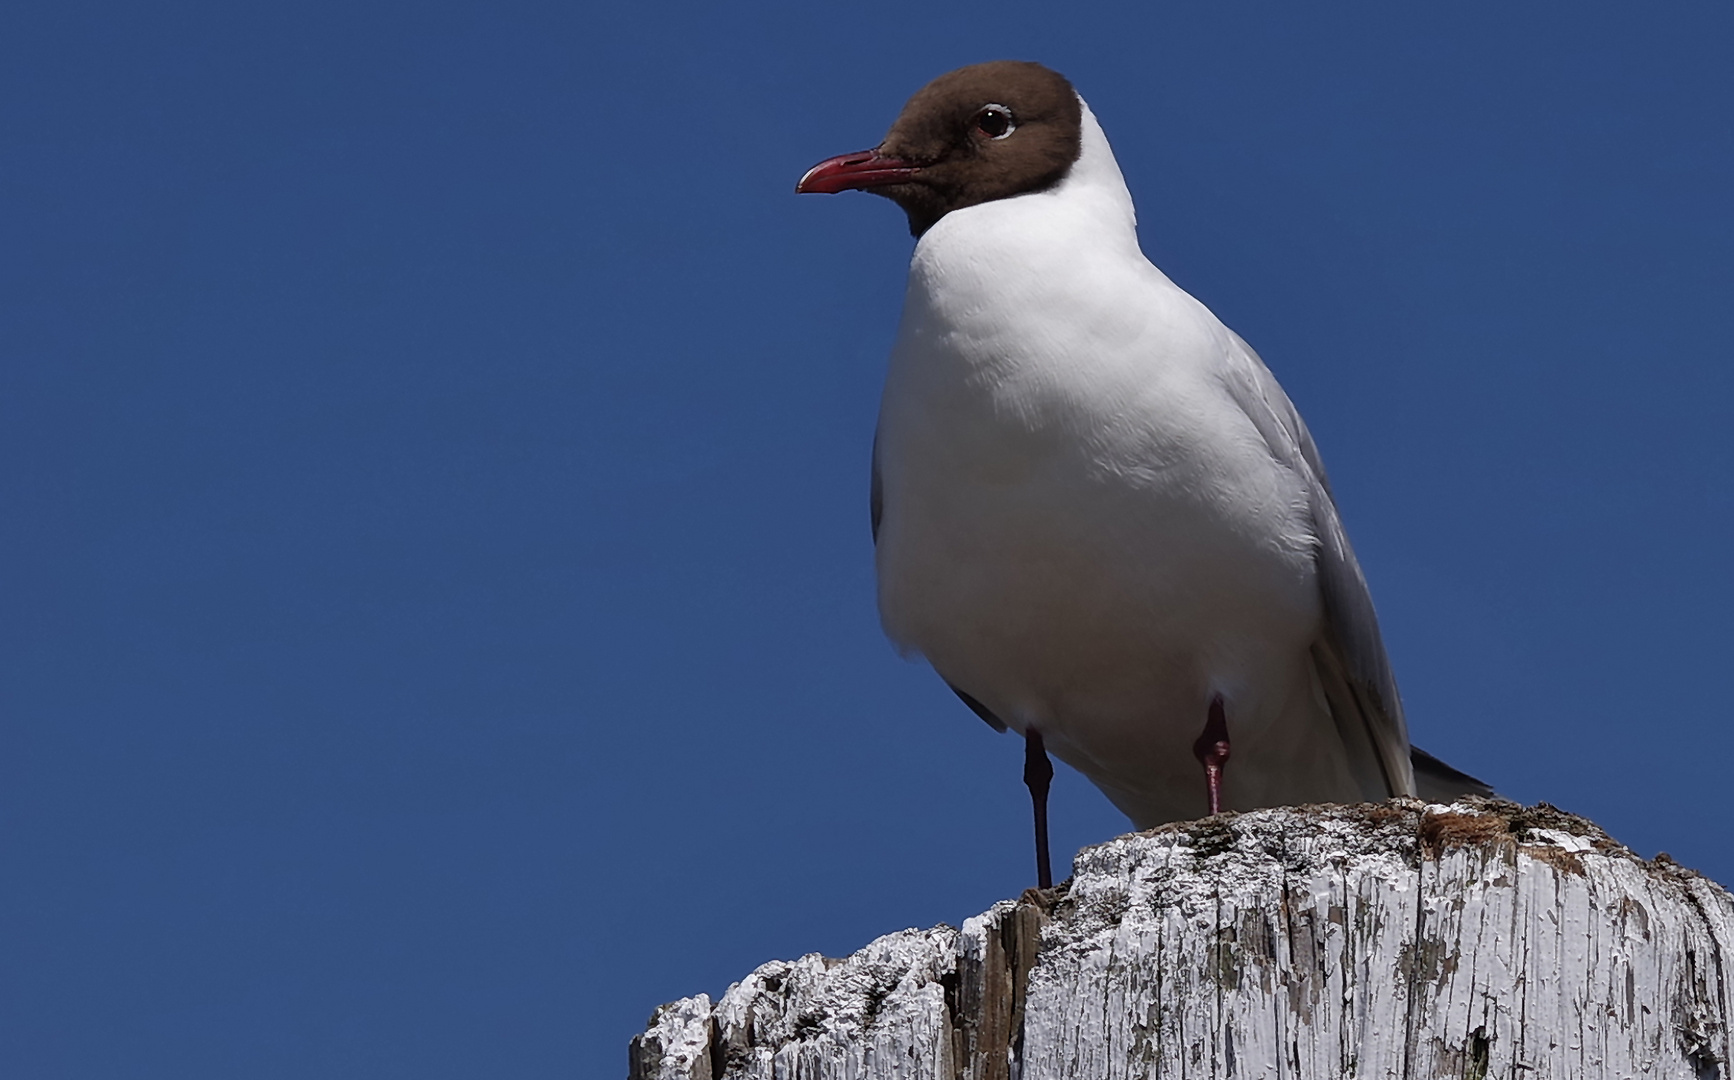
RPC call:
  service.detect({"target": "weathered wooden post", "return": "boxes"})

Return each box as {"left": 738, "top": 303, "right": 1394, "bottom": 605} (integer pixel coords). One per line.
{"left": 629, "top": 799, "right": 1734, "bottom": 1080}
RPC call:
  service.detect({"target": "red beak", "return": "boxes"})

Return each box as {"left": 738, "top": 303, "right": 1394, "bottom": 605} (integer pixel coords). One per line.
{"left": 796, "top": 149, "right": 920, "bottom": 194}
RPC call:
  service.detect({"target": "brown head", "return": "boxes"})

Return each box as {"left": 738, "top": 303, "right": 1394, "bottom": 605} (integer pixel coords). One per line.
{"left": 797, "top": 61, "right": 1084, "bottom": 237}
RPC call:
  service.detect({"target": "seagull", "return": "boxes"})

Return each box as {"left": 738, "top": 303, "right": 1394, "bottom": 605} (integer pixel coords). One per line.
{"left": 797, "top": 61, "right": 1491, "bottom": 888}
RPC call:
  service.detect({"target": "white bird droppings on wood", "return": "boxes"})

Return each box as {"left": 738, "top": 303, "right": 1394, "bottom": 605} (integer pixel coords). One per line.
{"left": 629, "top": 799, "right": 1734, "bottom": 1080}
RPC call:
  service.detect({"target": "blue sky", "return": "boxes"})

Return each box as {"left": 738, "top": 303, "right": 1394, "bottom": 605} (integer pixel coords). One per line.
{"left": 3, "top": 2, "right": 1730, "bottom": 1077}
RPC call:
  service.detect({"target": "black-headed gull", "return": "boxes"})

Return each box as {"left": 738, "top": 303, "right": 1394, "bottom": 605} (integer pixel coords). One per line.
{"left": 799, "top": 61, "right": 1490, "bottom": 887}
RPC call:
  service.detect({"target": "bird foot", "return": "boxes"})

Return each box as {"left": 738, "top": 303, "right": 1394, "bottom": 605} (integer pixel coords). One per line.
{"left": 1024, "top": 728, "right": 1054, "bottom": 889}
{"left": 1192, "top": 697, "right": 1232, "bottom": 816}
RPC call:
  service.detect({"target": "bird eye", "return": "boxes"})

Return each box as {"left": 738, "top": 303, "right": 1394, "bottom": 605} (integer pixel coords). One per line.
{"left": 974, "top": 105, "right": 1015, "bottom": 140}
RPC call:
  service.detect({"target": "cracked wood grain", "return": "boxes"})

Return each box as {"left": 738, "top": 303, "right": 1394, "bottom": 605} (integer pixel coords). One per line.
{"left": 630, "top": 799, "right": 1734, "bottom": 1080}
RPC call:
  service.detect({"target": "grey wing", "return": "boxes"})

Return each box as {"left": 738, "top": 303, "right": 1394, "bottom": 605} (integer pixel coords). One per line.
{"left": 870, "top": 428, "right": 883, "bottom": 543}
{"left": 1218, "top": 331, "right": 1416, "bottom": 798}
{"left": 1410, "top": 745, "right": 1498, "bottom": 802}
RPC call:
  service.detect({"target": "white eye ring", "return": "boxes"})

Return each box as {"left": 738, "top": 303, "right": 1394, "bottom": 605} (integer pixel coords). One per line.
{"left": 974, "top": 104, "right": 1016, "bottom": 140}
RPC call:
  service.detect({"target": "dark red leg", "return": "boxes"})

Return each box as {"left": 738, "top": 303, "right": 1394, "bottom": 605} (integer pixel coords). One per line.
{"left": 1192, "top": 696, "right": 1232, "bottom": 816}
{"left": 1024, "top": 728, "right": 1054, "bottom": 889}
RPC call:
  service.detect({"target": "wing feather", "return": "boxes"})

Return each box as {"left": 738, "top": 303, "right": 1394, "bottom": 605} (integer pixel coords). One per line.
{"left": 870, "top": 429, "right": 883, "bottom": 543}
{"left": 1217, "top": 331, "right": 1416, "bottom": 798}
{"left": 873, "top": 329, "right": 1429, "bottom": 793}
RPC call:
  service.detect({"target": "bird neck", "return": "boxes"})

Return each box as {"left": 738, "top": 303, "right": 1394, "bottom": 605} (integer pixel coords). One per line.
{"left": 909, "top": 99, "right": 1143, "bottom": 274}
{"left": 1062, "top": 101, "right": 1139, "bottom": 240}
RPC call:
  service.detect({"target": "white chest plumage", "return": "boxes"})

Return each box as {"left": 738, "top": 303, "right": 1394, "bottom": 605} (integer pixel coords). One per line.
{"left": 871, "top": 107, "right": 1373, "bottom": 826}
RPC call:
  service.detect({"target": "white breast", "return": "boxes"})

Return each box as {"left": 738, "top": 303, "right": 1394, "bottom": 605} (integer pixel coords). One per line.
{"left": 873, "top": 104, "right": 1367, "bottom": 826}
